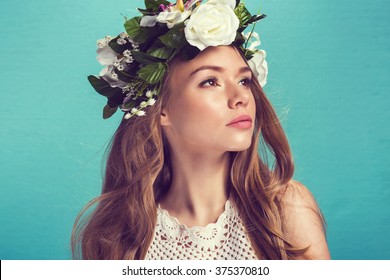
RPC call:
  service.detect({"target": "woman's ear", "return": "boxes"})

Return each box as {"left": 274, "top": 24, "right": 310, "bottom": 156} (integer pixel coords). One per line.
{"left": 160, "top": 107, "right": 171, "bottom": 126}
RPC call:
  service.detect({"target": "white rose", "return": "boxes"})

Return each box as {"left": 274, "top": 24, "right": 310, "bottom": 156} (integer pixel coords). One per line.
{"left": 247, "top": 50, "right": 268, "bottom": 87}
{"left": 207, "top": 0, "right": 236, "bottom": 9}
{"left": 184, "top": 2, "right": 239, "bottom": 51}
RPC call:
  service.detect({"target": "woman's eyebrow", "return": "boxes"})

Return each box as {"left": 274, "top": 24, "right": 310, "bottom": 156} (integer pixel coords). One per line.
{"left": 189, "top": 66, "right": 251, "bottom": 77}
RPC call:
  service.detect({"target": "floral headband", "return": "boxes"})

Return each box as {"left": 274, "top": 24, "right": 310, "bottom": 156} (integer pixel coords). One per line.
{"left": 88, "top": 0, "right": 268, "bottom": 119}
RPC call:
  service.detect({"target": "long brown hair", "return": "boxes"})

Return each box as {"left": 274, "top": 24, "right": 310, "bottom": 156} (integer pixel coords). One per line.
{"left": 72, "top": 46, "right": 323, "bottom": 259}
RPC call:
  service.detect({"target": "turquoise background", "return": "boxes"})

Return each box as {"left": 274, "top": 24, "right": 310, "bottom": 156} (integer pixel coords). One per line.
{"left": 0, "top": 0, "right": 388, "bottom": 260}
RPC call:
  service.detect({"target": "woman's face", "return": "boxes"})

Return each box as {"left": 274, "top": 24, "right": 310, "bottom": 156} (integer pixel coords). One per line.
{"left": 161, "top": 46, "right": 256, "bottom": 154}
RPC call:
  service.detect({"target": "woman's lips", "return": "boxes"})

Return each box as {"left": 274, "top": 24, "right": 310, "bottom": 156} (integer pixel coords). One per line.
{"left": 226, "top": 115, "right": 253, "bottom": 129}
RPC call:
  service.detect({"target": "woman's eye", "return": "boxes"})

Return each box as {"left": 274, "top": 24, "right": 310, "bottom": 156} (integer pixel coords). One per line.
{"left": 239, "top": 77, "right": 252, "bottom": 87}
{"left": 199, "top": 78, "right": 219, "bottom": 87}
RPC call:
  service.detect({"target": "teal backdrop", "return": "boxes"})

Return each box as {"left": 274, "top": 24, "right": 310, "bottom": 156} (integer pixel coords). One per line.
{"left": 0, "top": 0, "right": 389, "bottom": 259}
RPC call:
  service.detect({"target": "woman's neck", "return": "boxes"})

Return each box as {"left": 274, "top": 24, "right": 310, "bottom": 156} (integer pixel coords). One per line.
{"left": 159, "top": 150, "right": 231, "bottom": 227}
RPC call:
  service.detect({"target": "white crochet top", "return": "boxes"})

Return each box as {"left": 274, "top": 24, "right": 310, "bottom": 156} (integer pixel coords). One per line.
{"left": 145, "top": 199, "right": 258, "bottom": 260}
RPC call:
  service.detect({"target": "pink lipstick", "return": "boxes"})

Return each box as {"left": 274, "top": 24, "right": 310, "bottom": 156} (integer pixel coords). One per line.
{"left": 226, "top": 115, "right": 253, "bottom": 129}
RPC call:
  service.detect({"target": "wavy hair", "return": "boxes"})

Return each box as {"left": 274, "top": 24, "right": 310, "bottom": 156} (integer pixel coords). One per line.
{"left": 72, "top": 46, "right": 324, "bottom": 259}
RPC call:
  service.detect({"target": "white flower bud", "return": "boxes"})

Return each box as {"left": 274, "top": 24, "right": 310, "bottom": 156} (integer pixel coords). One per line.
{"left": 136, "top": 110, "right": 146, "bottom": 116}
{"left": 145, "top": 90, "right": 153, "bottom": 98}
{"left": 147, "top": 98, "right": 156, "bottom": 106}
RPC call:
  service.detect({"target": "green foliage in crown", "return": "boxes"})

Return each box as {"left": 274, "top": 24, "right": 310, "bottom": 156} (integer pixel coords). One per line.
{"left": 88, "top": 0, "right": 267, "bottom": 119}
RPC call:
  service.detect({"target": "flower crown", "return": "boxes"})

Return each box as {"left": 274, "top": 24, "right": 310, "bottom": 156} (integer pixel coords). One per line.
{"left": 88, "top": 0, "right": 268, "bottom": 119}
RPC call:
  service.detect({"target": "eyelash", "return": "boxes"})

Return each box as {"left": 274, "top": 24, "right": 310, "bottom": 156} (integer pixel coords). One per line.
{"left": 199, "top": 77, "right": 219, "bottom": 87}
{"left": 199, "top": 77, "right": 252, "bottom": 88}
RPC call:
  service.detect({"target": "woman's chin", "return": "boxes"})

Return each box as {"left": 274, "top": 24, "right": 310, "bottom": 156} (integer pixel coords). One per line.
{"left": 226, "top": 141, "right": 252, "bottom": 152}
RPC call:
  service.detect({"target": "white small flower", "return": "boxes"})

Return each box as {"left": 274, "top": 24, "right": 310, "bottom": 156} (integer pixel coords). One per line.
{"left": 184, "top": 1, "right": 239, "bottom": 50}
{"left": 131, "top": 108, "right": 138, "bottom": 114}
{"left": 247, "top": 50, "right": 268, "bottom": 87}
{"left": 117, "top": 64, "right": 124, "bottom": 71}
{"left": 111, "top": 72, "right": 118, "bottom": 79}
{"left": 136, "top": 110, "right": 146, "bottom": 116}
{"left": 124, "top": 57, "right": 134, "bottom": 64}
{"left": 140, "top": 101, "right": 147, "bottom": 108}
{"left": 147, "top": 98, "right": 156, "bottom": 106}
{"left": 123, "top": 49, "right": 133, "bottom": 58}
{"left": 124, "top": 113, "right": 132, "bottom": 119}
{"left": 119, "top": 32, "right": 128, "bottom": 39}
{"left": 145, "top": 90, "right": 153, "bottom": 98}
{"left": 117, "top": 38, "right": 127, "bottom": 45}
{"left": 97, "top": 38, "right": 109, "bottom": 48}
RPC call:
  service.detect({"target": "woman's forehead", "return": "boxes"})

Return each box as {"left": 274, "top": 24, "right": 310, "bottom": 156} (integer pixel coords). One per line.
{"left": 174, "top": 46, "right": 248, "bottom": 76}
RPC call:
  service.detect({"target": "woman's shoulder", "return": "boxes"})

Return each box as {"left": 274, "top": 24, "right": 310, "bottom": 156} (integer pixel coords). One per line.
{"left": 276, "top": 180, "right": 331, "bottom": 259}
{"left": 276, "top": 180, "right": 318, "bottom": 207}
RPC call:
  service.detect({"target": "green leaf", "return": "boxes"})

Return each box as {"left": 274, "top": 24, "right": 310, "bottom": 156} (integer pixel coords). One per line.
{"left": 88, "top": 76, "right": 124, "bottom": 118}
{"left": 148, "top": 46, "right": 175, "bottom": 59}
{"left": 138, "top": 62, "right": 167, "bottom": 84}
{"left": 242, "top": 48, "right": 256, "bottom": 60}
{"left": 103, "top": 105, "right": 118, "bottom": 119}
{"left": 124, "top": 16, "right": 168, "bottom": 44}
{"left": 122, "top": 97, "right": 135, "bottom": 106}
{"left": 234, "top": 32, "right": 245, "bottom": 46}
{"left": 115, "top": 66, "right": 138, "bottom": 83}
{"left": 234, "top": 2, "right": 252, "bottom": 27}
{"left": 123, "top": 17, "right": 149, "bottom": 44}
{"left": 124, "top": 17, "right": 142, "bottom": 39}
{"left": 144, "top": 0, "right": 170, "bottom": 11}
{"left": 132, "top": 50, "right": 163, "bottom": 65}
{"left": 159, "top": 23, "right": 187, "bottom": 49}
{"left": 137, "top": 8, "right": 155, "bottom": 16}
{"left": 87, "top": 76, "right": 122, "bottom": 98}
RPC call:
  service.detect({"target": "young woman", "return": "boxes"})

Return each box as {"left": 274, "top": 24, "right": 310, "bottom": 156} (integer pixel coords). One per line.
{"left": 72, "top": 0, "right": 330, "bottom": 260}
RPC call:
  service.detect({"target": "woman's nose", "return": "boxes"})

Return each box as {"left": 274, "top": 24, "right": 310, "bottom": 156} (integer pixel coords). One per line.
{"left": 227, "top": 83, "right": 250, "bottom": 109}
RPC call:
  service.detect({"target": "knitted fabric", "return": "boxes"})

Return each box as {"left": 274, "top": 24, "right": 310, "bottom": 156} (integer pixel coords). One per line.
{"left": 145, "top": 200, "right": 258, "bottom": 260}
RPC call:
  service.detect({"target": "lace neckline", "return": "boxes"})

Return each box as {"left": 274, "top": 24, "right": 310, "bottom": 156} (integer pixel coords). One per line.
{"left": 157, "top": 199, "right": 233, "bottom": 231}
{"left": 147, "top": 198, "right": 259, "bottom": 259}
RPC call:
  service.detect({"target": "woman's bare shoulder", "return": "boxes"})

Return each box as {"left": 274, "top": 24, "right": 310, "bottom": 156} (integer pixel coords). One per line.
{"left": 277, "top": 180, "right": 331, "bottom": 259}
